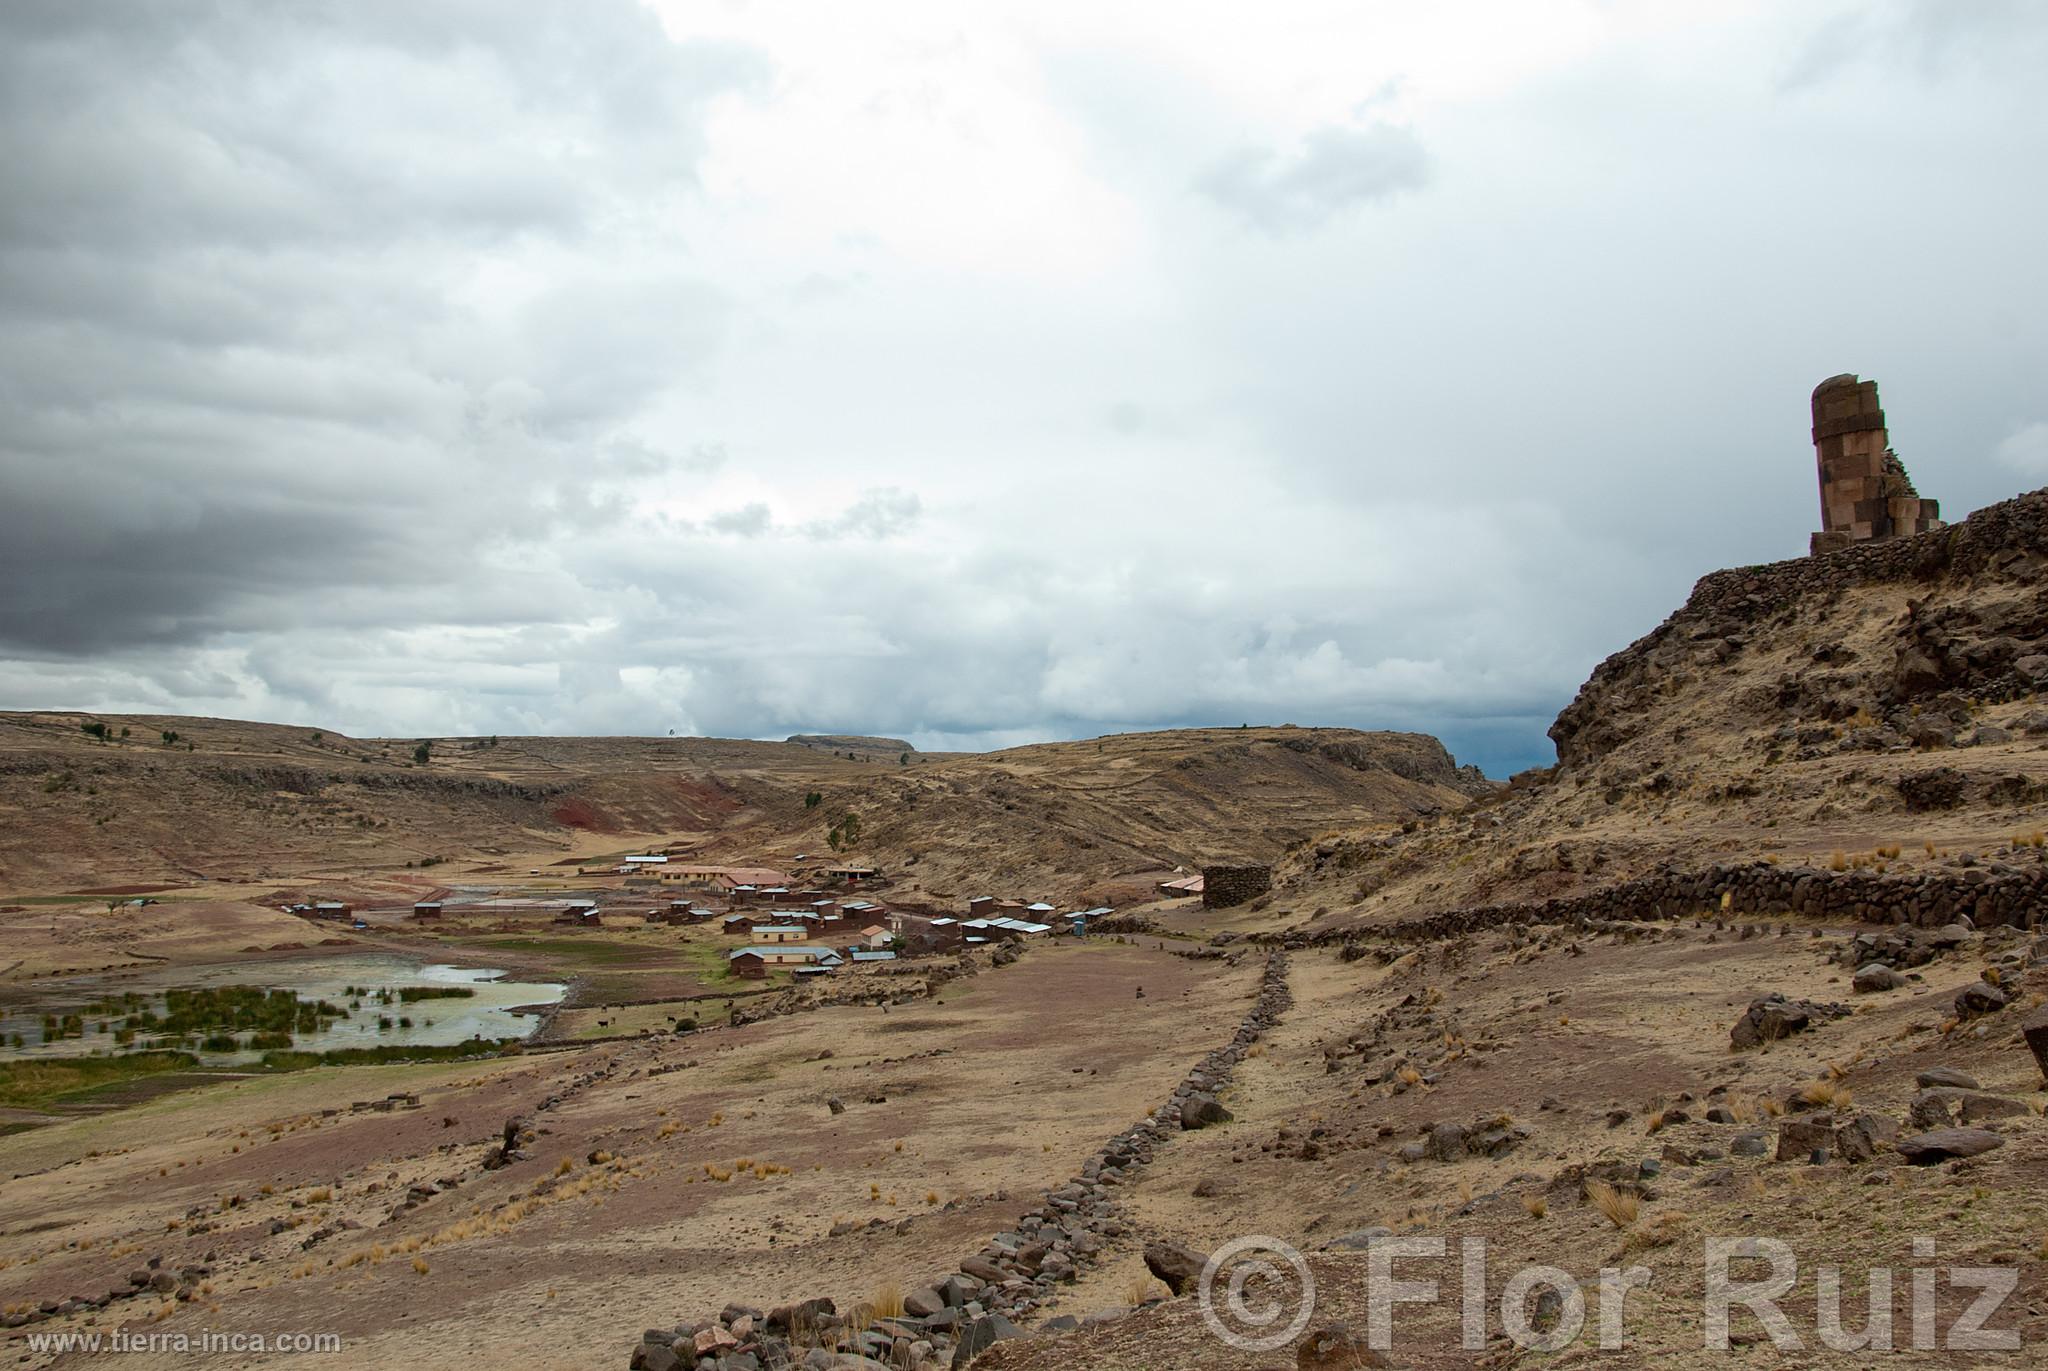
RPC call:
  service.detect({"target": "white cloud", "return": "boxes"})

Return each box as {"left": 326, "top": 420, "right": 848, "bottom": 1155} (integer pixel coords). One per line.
{"left": 2, "top": 0, "right": 2046, "bottom": 778}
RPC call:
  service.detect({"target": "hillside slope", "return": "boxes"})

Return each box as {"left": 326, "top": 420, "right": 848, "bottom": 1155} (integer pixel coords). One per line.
{"left": 0, "top": 715, "right": 1489, "bottom": 899}
{"left": 1274, "top": 486, "right": 2048, "bottom": 929}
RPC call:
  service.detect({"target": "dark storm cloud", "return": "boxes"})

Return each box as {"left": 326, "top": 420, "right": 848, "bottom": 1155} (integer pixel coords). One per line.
{"left": 2, "top": 3, "right": 2045, "bottom": 784}
{"left": 1197, "top": 122, "right": 1431, "bottom": 233}
{"left": 0, "top": 1, "right": 763, "bottom": 657}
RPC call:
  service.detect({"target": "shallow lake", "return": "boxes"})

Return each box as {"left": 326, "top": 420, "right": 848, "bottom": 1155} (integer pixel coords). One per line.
{"left": 0, "top": 954, "right": 564, "bottom": 1064}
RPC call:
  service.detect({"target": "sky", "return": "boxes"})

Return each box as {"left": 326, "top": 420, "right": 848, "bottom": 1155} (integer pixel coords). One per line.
{"left": 2, "top": 0, "right": 2046, "bottom": 778}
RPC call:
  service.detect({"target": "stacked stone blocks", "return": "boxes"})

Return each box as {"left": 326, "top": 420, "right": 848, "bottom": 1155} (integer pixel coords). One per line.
{"left": 1810, "top": 373, "right": 1941, "bottom": 554}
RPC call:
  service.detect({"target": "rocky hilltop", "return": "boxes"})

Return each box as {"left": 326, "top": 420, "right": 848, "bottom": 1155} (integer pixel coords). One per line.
{"left": 1273, "top": 485, "right": 2048, "bottom": 931}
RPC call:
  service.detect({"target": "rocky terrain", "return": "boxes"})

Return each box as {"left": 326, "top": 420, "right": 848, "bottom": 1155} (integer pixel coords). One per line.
{"left": 6, "top": 494, "right": 2048, "bottom": 1368}
{"left": 1269, "top": 485, "right": 2048, "bottom": 938}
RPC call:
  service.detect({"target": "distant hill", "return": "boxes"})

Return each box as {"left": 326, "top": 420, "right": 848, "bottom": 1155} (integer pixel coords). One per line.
{"left": 784, "top": 734, "right": 917, "bottom": 758}
{"left": 0, "top": 715, "right": 1492, "bottom": 901}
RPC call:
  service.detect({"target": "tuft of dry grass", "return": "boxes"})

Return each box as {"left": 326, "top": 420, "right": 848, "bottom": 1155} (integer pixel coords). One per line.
{"left": 1829, "top": 850, "right": 1848, "bottom": 872}
{"left": 1395, "top": 1065, "right": 1423, "bottom": 1088}
{"left": 868, "top": 1281, "right": 904, "bottom": 1319}
{"left": 1123, "top": 1273, "right": 1162, "bottom": 1306}
{"left": 1522, "top": 1194, "right": 1547, "bottom": 1219}
{"left": 411, "top": 1257, "right": 430, "bottom": 1275}
{"left": 1623, "top": 1212, "right": 1691, "bottom": 1252}
{"left": 1586, "top": 1181, "right": 1640, "bottom": 1229}
{"left": 1798, "top": 1079, "right": 1845, "bottom": 1107}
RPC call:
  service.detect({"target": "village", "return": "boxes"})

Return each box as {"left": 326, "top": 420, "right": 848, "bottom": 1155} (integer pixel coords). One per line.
{"left": 270, "top": 851, "right": 1199, "bottom": 1005}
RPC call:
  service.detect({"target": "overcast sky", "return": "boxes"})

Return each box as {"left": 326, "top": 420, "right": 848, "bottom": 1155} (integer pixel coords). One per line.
{"left": 3, "top": 1, "right": 2045, "bottom": 776}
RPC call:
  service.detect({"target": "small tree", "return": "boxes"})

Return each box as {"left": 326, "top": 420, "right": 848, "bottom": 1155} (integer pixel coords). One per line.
{"left": 413, "top": 741, "right": 431, "bottom": 764}
{"left": 160, "top": 729, "right": 179, "bottom": 745}
{"left": 804, "top": 791, "right": 822, "bottom": 809}
{"left": 899, "top": 752, "right": 909, "bottom": 766}
{"left": 80, "top": 721, "right": 107, "bottom": 740}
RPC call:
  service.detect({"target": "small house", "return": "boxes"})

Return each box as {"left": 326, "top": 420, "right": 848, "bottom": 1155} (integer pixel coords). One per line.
{"left": 727, "top": 949, "right": 768, "bottom": 980}
{"left": 860, "top": 925, "right": 892, "bottom": 949}
{"left": 411, "top": 901, "right": 443, "bottom": 921}
{"left": 850, "top": 949, "right": 897, "bottom": 964}
{"left": 750, "top": 924, "right": 807, "bottom": 945}
{"left": 720, "top": 914, "right": 758, "bottom": 936}
{"left": 967, "top": 896, "right": 994, "bottom": 918}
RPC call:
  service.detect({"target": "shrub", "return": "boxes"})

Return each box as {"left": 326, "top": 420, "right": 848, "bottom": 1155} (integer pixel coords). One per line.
{"left": 1586, "top": 1181, "right": 1639, "bottom": 1228}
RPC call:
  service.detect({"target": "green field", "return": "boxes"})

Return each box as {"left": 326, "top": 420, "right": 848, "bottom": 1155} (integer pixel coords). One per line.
{"left": 469, "top": 936, "right": 671, "bottom": 967}
{"left": 0, "top": 1051, "right": 200, "bottom": 1109}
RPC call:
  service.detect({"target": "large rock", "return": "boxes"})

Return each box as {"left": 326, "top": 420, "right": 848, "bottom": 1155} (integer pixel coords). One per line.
{"left": 1424, "top": 1121, "right": 1468, "bottom": 1161}
{"left": 1853, "top": 965, "right": 1908, "bottom": 993}
{"left": 1895, "top": 1128, "right": 2007, "bottom": 1164}
{"left": 1180, "top": 1094, "right": 1233, "bottom": 1130}
{"left": 958, "top": 1256, "right": 1008, "bottom": 1284}
{"left": 1729, "top": 993, "right": 1847, "bottom": 1050}
{"left": 1836, "top": 1113, "right": 1899, "bottom": 1163}
{"left": 1774, "top": 1118, "right": 1838, "bottom": 1162}
{"left": 1143, "top": 1239, "right": 1207, "bottom": 1297}
{"left": 950, "top": 1313, "right": 1019, "bottom": 1366}
{"left": 2027, "top": 1011, "right": 2048, "bottom": 1082}
{"left": 902, "top": 1287, "right": 945, "bottom": 1318}
{"left": 1915, "top": 1067, "right": 1981, "bottom": 1090}
{"left": 766, "top": 1297, "right": 837, "bottom": 1337}
{"left": 1954, "top": 981, "right": 2009, "bottom": 1020}
{"left": 629, "top": 1344, "right": 681, "bottom": 1371}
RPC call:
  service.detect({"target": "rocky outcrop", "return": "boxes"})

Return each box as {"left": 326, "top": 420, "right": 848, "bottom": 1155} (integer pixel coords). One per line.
{"left": 1551, "top": 485, "right": 2048, "bottom": 770}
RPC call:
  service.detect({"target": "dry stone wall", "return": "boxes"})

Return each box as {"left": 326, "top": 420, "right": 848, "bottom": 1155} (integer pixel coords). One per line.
{"left": 1274, "top": 856, "right": 2048, "bottom": 949}
{"left": 1201, "top": 864, "right": 1272, "bottom": 909}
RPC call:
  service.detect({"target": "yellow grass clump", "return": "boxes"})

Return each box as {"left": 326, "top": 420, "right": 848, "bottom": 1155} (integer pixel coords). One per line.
{"left": 1522, "top": 1194, "right": 1547, "bottom": 1219}
{"left": 1586, "top": 1181, "right": 1640, "bottom": 1229}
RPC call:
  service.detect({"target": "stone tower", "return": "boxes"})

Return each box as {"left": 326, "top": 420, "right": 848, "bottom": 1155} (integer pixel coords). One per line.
{"left": 1809, "top": 374, "right": 1941, "bottom": 555}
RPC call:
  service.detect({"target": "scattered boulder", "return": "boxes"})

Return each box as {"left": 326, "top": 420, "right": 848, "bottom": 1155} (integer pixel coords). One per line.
{"left": 1180, "top": 1094, "right": 1232, "bottom": 1130}
{"left": 1142, "top": 1239, "right": 1207, "bottom": 1297}
{"left": 1853, "top": 965, "right": 1908, "bottom": 993}
{"left": 1836, "top": 1113, "right": 1900, "bottom": 1163}
{"left": 1915, "top": 1067, "right": 1981, "bottom": 1090}
{"left": 2026, "top": 1010, "right": 2048, "bottom": 1082}
{"left": 1729, "top": 993, "right": 1848, "bottom": 1050}
{"left": 1895, "top": 1128, "right": 2007, "bottom": 1165}
{"left": 951, "top": 1313, "right": 1019, "bottom": 1366}
{"left": 1954, "top": 981, "right": 2009, "bottom": 1020}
